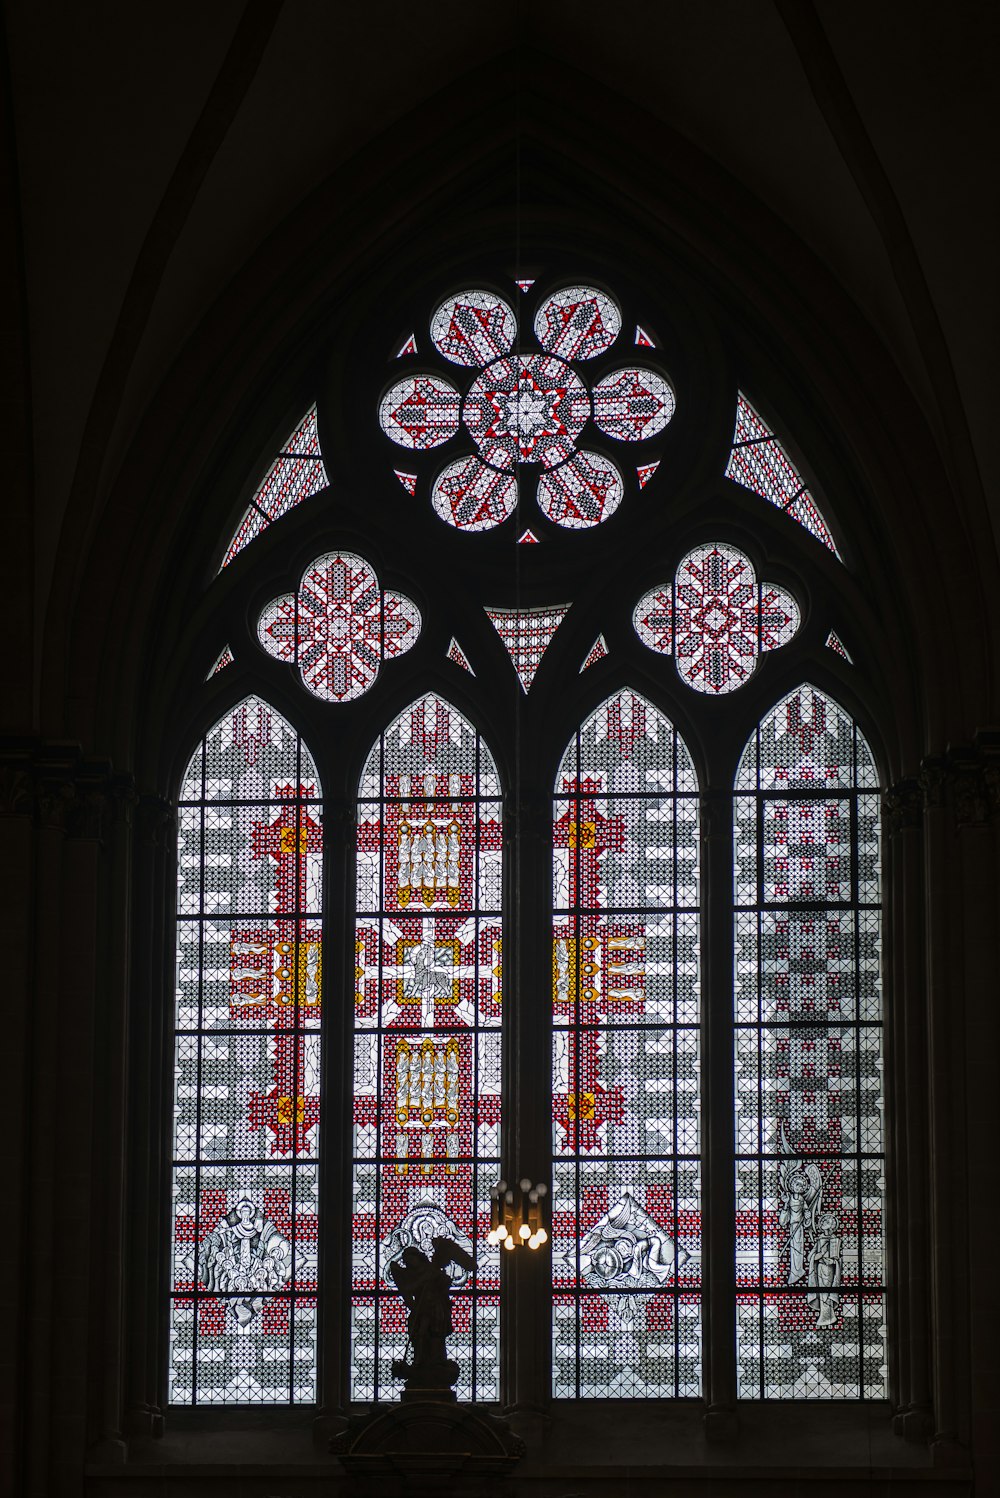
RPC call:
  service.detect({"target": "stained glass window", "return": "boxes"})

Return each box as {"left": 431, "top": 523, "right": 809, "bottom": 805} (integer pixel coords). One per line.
{"left": 257, "top": 551, "right": 420, "bottom": 702}
{"left": 378, "top": 279, "right": 674, "bottom": 534}
{"left": 725, "top": 394, "right": 840, "bottom": 557}
{"left": 351, "top": 695, "right": 503, "bottom": 1402}
{"left": 634, "top": 543, "right": 799, "bottom": 694}
{"left": 734, "top": 686, "right": 884, "bottom": 1397}
{"left": 486, "top": 605, "right": 569, "bottom": 692}
{"left": 171, "top": 697, "right": 322, "bottom": 1404}
{"left": 552, "top": 690, "right": 702, "bottom": 1397}
{"left": 221, "top": 407, "right": 328, "bottom": 568}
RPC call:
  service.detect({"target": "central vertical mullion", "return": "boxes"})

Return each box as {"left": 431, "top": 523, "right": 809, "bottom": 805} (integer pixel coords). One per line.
{"left": 702, "top": 787, "right": 737, "bottom": 1428}
{"left": 501, "top": 735, "right": 553, "bottom": 1411}
{"left": 318, "top": 787, "right": 353, "bottom": 1416}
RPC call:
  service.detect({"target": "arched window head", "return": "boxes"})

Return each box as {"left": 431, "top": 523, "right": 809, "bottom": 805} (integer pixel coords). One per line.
{"left": 171, "top": 697, "right": 323, "bottom": 1405}
{"left": 552, "top": 689, "right": 702, "bottom": 1398}
{"left": 734, "top": 686, "right": 884, "bottom": 1398}
{"left": 352, "top": 695, "right": 503, "bottom": 1402}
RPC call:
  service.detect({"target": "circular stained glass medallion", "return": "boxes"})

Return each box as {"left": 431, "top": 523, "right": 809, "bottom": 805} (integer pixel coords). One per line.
{"left": 533, "top": 285, "right": 622, "bottom": 360}
{"left": 592, "top": 367, "right": 676, "bottom": 441}
{"left": 379, "top": 374, "right": 461, "bottom": 450}
{"left": 430, "top": 289, "right": 516, "bottom": 367}
{"left": 537, "top": 451, "right": 624, "bottom": 529}
{"left": 431, "top": 457, "right": 517, "bottom": 532}
{"left": 463, "top": 355, "right": 590, "bottom": 470}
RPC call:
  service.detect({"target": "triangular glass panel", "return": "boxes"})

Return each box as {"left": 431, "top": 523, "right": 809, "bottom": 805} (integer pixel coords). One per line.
{"left": 637, "top": 461, "right": 660, "bottom": 489}
{"left": 207, "top": 645, "right": 233, "bottom": 679}
{"left": 486, "top": 605, "right": 569, "bottom": 692}
{"left": 579, "top": 634, "right": 609, "bottom": 672}
{"left": 446, "top": 637, "right": 475, "bottom": 674}
{"left": 396, "top": 332, "right": 418, "bottom": 356}
{"left": 221, "top": 405, "right": 328, "bottom": 568}
{"left": 725, "top": 392, "right": 841, "bottom": 558}
{"left": 515, "top": 279, "right": 535, "bottom": 293}
{"left": 635, "top": 324, "right": 655, "bottom": 347}
{"left": 394, "top": 470, "right": 418, "bottom": 496}
{"left": 518, "top": 528, "right": 540, "bottom": 544}
{"left": 825, "top": 630, "right": 853, "bottom": 662}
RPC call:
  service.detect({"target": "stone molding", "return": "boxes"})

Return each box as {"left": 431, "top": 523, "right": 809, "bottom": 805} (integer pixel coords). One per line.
{"left": 907, "top": 740, "right": 1000, "bottom": 827}
{"left": 0, "top": 741, "right": 136, "bottom": 839}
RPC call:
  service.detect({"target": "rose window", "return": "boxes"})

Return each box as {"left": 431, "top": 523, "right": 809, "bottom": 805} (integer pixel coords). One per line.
{"left": 378, "top": 283, "right": 676, "bottom": 533}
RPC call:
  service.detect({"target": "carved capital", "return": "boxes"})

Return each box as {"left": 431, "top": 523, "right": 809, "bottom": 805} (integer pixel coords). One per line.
{"left": 919, "top": 756, "right": 948, "bottom": 809}
{"left": 35, "top": 775, "right": 78, "bottom": 831}
{"left": 882, "top": 777, "right": 923, "bottom": 835}
{"left": 0, "top": 759, "right": 34, "bottom": 817}
{"left": 699, "top": 791, "right": 730, "bottom": 840}
{"left": 136, "top": 794, "right": 176, "bottom": 849}
{"left": 948, "top": 752, "right": 990, "bottom": 827}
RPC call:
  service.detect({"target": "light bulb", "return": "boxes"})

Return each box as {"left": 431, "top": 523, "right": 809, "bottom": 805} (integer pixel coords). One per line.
{"left": 504, "top": 1233, "right": 515, "bottom": 1250}
{"left": 519, "top": 1177, "right": 532, "bottom": 1192}
{"left": 518, "top": 1222, "right": 531, "bottom": 1239}
{"left": 535, "top": 1182, "right": 548, "bottom": 1197}
{"left": 528, "top": 1233, "right": 540, "bottom": 1250}
{"left": 486, "top": 1229, "right": 498, "bottom": 1246}
{"left": 496, "top": 1179, "right": 507, "bottom": 1193}
{"left": 536, "top": 1228, "right": 548, "bottom": 1245}
{"left": 496, "top": 1225, "right": 508, "bottom": 1241}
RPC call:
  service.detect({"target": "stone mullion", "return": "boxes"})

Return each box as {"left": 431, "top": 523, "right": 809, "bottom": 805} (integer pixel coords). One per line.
{"left": 50, "top": 781, "right": 111, "bottom": 1487}
{"left": 501, "top": 787, "right": 552, "bottom": 1419}
{"left": 316, "top": 795, "right": 354, "bottom": 1426}
{"left": 952, "top": 745, "right": 1000, "bottom": 1474}
{"left": 83, "top": 776, "right": 136, "bottom": 1464}
{"left": 883, "top": 778, "right": 932, "bottom": 1440}
{"left": 0, "top": 758, "right": 39, "bottom": 1498}
{"left": 701, "top": 790, "right": 737, "bottom": 1441}
{"left": 920, "top": 758, "right": 971, "bottom": 1463}
{"left": 125, "top": 795, "right": 174, "bottom": 1439}
{"left": 23, "top": 762, "right": 76, "bottom": 1497}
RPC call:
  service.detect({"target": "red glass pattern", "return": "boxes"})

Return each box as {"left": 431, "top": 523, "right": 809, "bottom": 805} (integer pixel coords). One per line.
{"left": 430, "top": 290, "right": 516, "bottom": 366}
{"left": 257, "top": 551, "right": 420, "bottom": 703}
{"left": 222, "top": 406, "right": 328, "bottom": 569}
{"left": 552, "top": 691, "right": 701, "bottom": 1397}
{"left": 734, "top": 687, "right": 884, "bottom": 1398}
{"left": 725, "top": 393, "right": 840, "bottom": 556}
{"left": 533, "top": 285, "right": 622, "bottom": 360}
{"left": 352, "top": 696, "right": 502, "bottom": 1402}
{"left": 633, "top": 543, "right": 799, "bottom": 695}
{"left": 579, "top": 635, "right": 609, "bottom": 672}
{"left": 446, "top": 637, "right": 474, "bottom": 673}
{"left": 463, "top": 355, "right": 589, "bottom": 469}
{"left": 486, "top": 605, "right": 569, "bottom": 692}
{"left": 826, "top": 630, "right": 852, "bottom": 662}
{"left": 636, "top": 461, "right": 660, "bottom": 489}
{"left": 536, "top": 451, "right": 624, "bottom": 529}
{"left": 379, "top": 374, "right": 460, "bottom": 449}
{"left": 208, "top": 645, "right": 233, "bottom": 678}
{"left": 592, "top": 367, "right": 675, "bottom": 442}
{"left": 431, "top": 457, "right": 517, "bottom": 532}
{"left": 171, "top": 699, "right": 322, "bottom": 1404}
